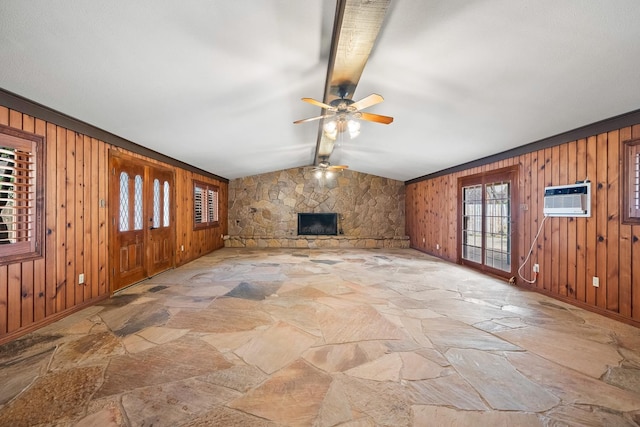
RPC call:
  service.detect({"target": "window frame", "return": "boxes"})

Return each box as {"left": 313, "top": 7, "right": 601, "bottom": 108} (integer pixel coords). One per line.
{"left": 193, "top": 180, "right": 219, "bottom": 230}
{"left": 622, "top": 138, "right": 640, "bottom": 224}
{"left": 0, "top": 124, "right": 45, "bottom": 264}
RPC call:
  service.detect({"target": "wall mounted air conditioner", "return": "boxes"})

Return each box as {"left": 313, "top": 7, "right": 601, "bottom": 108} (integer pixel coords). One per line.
{"left": 543, "top": 182, "right": 591, "bottom": 217}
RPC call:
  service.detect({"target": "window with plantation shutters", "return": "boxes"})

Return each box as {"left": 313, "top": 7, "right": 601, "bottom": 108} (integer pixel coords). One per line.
{"left": 623, "top": 139, "right": 640, "bottom": 224}
{"left": 193, "top": 180, "right": 219, "bottom": 229}
{"left": 0, "top": 125, "right": 44, "bottom": 262}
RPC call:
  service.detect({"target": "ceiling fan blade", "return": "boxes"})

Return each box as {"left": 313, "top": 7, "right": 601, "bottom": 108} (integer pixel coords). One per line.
{"left": 293, "top": 114, "right": 330, "bottom": 124}
{"left": 350, "top": 93, "right": 384, "bottom": 111}
{"left": 360, "top": 112, "right": 394, "bottom": 124}
{"left": 301, "top": 97, "right": 334, "bottom": 110}
{"left": 328, "top": 165, "right": 349, "bottom": 171}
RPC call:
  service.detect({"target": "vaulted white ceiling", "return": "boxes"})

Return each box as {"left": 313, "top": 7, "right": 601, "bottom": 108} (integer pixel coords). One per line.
{"left": 1, "top": 1, "right": 640, "bottom": 181}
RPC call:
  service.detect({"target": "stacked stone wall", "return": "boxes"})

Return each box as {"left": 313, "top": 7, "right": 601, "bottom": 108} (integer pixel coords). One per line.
{"left": 228, "top": 167, "right": 406, "bottom": 247}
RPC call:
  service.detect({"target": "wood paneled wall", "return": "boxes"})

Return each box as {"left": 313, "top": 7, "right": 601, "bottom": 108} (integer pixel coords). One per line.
{"left": 109, "top": 147, "right": 228, "bottom": 267}
{"left": 0, "top": 106, "right": 228, "bottom": 344}
{"left": 174, "top": 163, "right": 228, "bottom": 265}
{"left": 406, "top": 124, "right": 640, "bottom": 326}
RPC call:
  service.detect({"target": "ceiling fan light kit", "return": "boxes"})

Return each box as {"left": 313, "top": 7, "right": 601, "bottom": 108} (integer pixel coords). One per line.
{"left": 294, "top": 93, "right": 393, "bottom": 132}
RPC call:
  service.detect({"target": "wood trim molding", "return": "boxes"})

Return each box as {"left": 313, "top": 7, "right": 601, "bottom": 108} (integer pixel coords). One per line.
{"left": 406, "top": 108, "right": 640, "bottom": 185}
{"left": 0, "top": 88, "right": 229, "bottom": 183}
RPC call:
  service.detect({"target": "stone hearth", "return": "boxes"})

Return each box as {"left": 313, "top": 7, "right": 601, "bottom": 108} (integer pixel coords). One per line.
{"left": 224, "top": 235, "right": 410, "bottom": 249}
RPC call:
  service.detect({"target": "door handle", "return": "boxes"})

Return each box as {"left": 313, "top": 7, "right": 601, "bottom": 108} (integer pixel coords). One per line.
{"left": 149, "top": 226, "right": 158, "bottom": 230}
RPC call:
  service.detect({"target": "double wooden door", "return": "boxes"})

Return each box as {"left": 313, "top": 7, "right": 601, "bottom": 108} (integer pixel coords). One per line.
{"left": 109, "top": 153, "right": 175, "bottom": 292}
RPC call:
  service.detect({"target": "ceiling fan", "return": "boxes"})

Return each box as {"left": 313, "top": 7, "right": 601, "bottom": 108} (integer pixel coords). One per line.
{"left": 293, "top": 93, "right": 394, "bottom": 134}
{"left": 308, "top": 158, "right": 348, "bottom": 178}
{"left": 313, "top": 159, "right": 348, "bottom": 172}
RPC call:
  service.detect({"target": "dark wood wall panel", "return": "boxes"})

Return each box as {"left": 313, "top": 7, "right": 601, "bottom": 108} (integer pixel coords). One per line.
{"left": 0, "top": 106, "right": 228, "bottom": 344}
{"left": 406, "top": 122, "right": 640, "bottom": 326}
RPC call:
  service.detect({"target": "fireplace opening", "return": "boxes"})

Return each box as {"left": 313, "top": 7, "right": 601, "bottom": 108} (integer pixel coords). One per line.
{"left": 297, "top": 213, "right": 338, "bottom": 236}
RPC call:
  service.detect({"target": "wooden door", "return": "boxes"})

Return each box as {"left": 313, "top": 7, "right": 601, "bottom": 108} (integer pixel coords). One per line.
{"left": 110, "top": 153, "right": 175, "bottom": 292}
{"left": 147, "top": 167, "right": 174, "bottom": 276}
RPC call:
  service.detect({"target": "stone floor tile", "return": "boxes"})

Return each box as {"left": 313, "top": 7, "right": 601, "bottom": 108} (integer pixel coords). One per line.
{"left": 506, "top": 351, "right": 640, "bottom": 412}
{"left": 406, "top": 288, "right": 461, "bottom": 302}
{"left": 156, "top": 294, "right": 216, "bottom": 309}
{"left": 185, "top": 284, "right": 232, "bottom": 297}
{"left": 398, "top": 316, "right": 435, "bottom": 348}
{"left": 229, "top": 359, "right": 332, "bottom": 426}
{"left": 181, "top": 406, "right": 279, "bottom": 427}
{"left": 74, "top": 403, "right": 127, "bottom": 427}
{"left": 121, "top": 378, "right": 241, "bottom": 427}
{"left": 49, "top": 331, "right": 124, "bottom": 370}
{"left": 0, "top": 347, "right": 53, "bottom": 405}
{"left": 2, "top": 248, "right": 640, "bottom": 426}
{"left": 262, "top": 300, "right": 322, "bottom": 336}
{"left": 33, "top": 306, "right": 104, "bottom": 334}
{"left": 0, "top": 366, "right": 103, "bottom": 427}
{"left": 96, "top": 335, "right": 232, "bottom": 398}
{"left": 422, "top": 317, "right": 521, "bottom": 352}
{"left": 315, "top": 378, "right": 355, "bottom": 426}
{"left": 166, "top": 299, "right": 273, "bottom": 333}
{"left": 406, "top": 373, "right": 489, "bottom": 410}
{"left": 99, "top": 301, "right": 171, "bottom": 337}
{"left": 603, "top": 366, "right": 640, "bottom": 393}
{"left": 200, "top": 365, "right": 268, "bottom": 392}
{"left": 402, "top": 307, "right": 444, "bottom": 319}
{"left": 424, "top": 297, "right": 512, "bottom": 324}
{"left": 303, "top": 342, "right": 388, "bottom": 373}
{"left": 277, "top": 284, "right": 330, "bottom": 299}
{"left": 337, "top": 374, "right": 412, "bottom": 426}
{"left": 400, "top": 351, "right": 447, "bottom": 380}
{"left": 121, "top": 333, "right": 157, "bottom": 353}
{"left": 136, "top": 326, "right": 190, "bottom": 344}
{"left": 412, "top": 405, "right": 543, "bottom": 426}
{"left": 200, "top": 330, "right": 260, "bottom": 352}
{"left": 235, "top": 321, "right": 318, "bottom": 374}
{"left": 446, "top": 347, "right": 559, "bottom": 411}
{"left": 129, "top": 296, "right": 158, "bottom": 305}
{"left": 344, "top": 353, "right": 402, "bottom": 382}
{"left": 497, "top": 325, "right": 623, "bottom": 378}
{"left": 317, "top": 303, "right": 407, "bottom": 344}
{"left": 414, "top": 347, "right": 450, "bottom": 366}
{"left": 542, "top": 405, "right": 639, "bottom": 427}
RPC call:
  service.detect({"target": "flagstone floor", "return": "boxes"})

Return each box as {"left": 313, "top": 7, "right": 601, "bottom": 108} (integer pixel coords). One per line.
{"left": 1, "top": 248, "right": 640, "bottom": 426}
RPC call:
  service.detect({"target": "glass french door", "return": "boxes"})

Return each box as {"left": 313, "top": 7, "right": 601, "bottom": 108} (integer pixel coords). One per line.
{"left": 459, "top": 167, "right": 517, "bottom": 278}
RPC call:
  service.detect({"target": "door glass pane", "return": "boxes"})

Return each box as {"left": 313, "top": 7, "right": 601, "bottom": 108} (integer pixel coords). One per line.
{"left": 153, "top": 178, "right": 161, "bottom": 228}
{"left": 134, "top": 175, "right": 144, "bottom": 230}
{"left": 462, "top": 185, "right": 482, "bottom": 263}
{"left": 119, "top": 172, "right": 129, "bottom": 231}
{"left": 485, "top": 181, "right": 510, "bottom": 272}
{"left": 163, "top": 181, "right": 170, "bottom": 227}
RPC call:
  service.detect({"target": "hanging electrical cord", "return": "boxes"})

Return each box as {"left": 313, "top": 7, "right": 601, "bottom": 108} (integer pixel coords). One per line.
{"left": 517, "top": 215, "right": 548, "bottom": 284}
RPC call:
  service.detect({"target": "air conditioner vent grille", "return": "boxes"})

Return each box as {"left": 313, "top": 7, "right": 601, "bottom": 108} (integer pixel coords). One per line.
{"left": 543, "top": 182, "right": 591, "bottom": 217}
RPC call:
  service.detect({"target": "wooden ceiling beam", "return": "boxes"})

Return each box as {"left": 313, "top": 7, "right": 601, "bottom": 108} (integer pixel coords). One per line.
{"left": 314, "top": 0, "right": 391, "bottom": 164}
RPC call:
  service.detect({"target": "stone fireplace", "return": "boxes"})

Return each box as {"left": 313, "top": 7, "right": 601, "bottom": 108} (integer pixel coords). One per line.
{"left": 297, "top": 213, "right": 338, "bottom": 236}
{"left": 226, "top": 167, "right": 409, "bottom": 249}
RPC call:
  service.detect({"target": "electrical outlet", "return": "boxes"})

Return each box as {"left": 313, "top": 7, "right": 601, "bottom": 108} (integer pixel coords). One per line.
{"left": 78, "top": 273, "right": 85, "bottom": 284}
{"left": 422, "top": 237, "right": 426, "bottom": 243}
{"left": 181, "top": 245, "right": 184, "bottom": 252}
{"left": 533, "top": 264, "right": 539, "bottom": 273}
{"left": 436, "top": 244, "right": 440, "bottom": 250}
{"left": 593, "top": 276, "right": 600, "bottom": 287}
